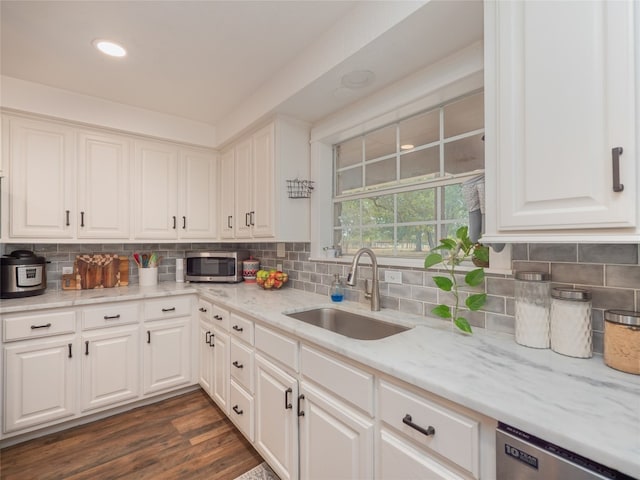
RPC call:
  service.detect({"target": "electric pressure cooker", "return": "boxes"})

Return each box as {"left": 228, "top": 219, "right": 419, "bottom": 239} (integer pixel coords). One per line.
{"left": 1, "top": 250, "right": 47, "bottom": 299}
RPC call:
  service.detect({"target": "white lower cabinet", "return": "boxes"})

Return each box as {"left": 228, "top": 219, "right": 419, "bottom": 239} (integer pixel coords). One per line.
{"left": 230, "top": 379, "right": 255, "bottom": 441}
{"left": 4, "top": 334, "right": 77, "bottom": 433}
{"left": 211, "top": 327, "right": 229, "bottom": 413}
{"left": 298, "top": 380, "right": 374, "bottom": 480}
{"left": 255, "top": 353, "right": 299, "bottom": 480}
{"left": 198, "top": 317, "right": 214, "bottom": 396}
{"left": 81, "top": 325, "right": 139, "bottom": 412}
{"left": 143, "top": 317, "right": 191, "bottom": 395}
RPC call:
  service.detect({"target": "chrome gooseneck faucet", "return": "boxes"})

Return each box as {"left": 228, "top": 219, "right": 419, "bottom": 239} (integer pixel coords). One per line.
{"left": 346, "top": 248, "right": 380, "bottom": 311}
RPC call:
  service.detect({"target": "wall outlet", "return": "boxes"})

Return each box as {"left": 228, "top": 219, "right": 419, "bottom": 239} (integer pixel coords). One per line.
{"left": 62, "top": 266, "right": 73, "bottom": 275}
{"left": 384, "top": 270, "right": 402, "bottom": 284}
{"left": 277, "top": 242, "right": 286, "bottom": 258}
{"left": 276, "top": 262, "right": 283, "bottom": 271}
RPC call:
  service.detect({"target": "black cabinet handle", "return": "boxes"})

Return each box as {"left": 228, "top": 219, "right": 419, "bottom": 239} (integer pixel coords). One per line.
{"left": 205, "top": 331, "right": 211, "bottom": 343}
{"left": 228, "top": 215, "right": 233, "bottom": 229}
{"left": 245, "top": 212, "right": 250, "bottom": 227}
{"left": 250, "top": 211, "right": 255, "bottom": 226}
{"left": 68, "top": 343, "right": 73, "bottom": 358}
{"left": 66, "top": 210, "right": 70, "bottom": 226}
{"left": 162, "top": 307, "right": 176, "bottom": 312}
{"left": 209, "top": 333, "right": 215, "bottom": 347}
{"left": 80, "top": 211, "right": 85, "bottom": 227}
{"left": 172, "top": 216, "right": 177, "bottom": 229}
{"left": 402, "top": 414, "right": 435, "bottom": 437}
{"left": 232, "top": 325, "right": 243, "bottom": 332}
{"left": 297, "top": 394, "right": 305, "bottom": 417}
{"left": 199, "top": 307, "right": 207, "bottom": 313}
{"left": 30, "top": 323, "right": 52, "bottom": 329}
{"left": 147, "top": 331, "right": 151, "bottom": 344}
{"left": 232, "top": 405, "right": 243, "bottom": 415}
{"left": 182, "top": 216, "right": 186, "bottom": 229}
{"left": 214, "top": 315, "right": 223, "bottom": 321}
{"left": 85, "top": 340, "right": 89, "bottom": 355}
{"left": 232, "top": 360, "right": 243, "bottom": 369}
{"left": 285, "top": 387, "right": 293, "bottom": 410}
{"left": 103, "top": 314, "right": 121, "bottom": 320}
{"left": 612, "top": 147, "right": 624, "bottom": 192}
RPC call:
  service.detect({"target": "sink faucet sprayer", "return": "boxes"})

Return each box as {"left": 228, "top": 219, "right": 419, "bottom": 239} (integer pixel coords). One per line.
{"left": 346, "top": 248, "right": 380, "bottom": 311}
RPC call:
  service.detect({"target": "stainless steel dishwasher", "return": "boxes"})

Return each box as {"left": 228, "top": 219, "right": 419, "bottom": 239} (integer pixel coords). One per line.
{"left": 496, "top": 422, "right": 636, "bottom": 479}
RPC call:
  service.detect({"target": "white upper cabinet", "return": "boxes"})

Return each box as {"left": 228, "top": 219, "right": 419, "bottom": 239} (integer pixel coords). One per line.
{"left": 220, "top": 148, "right": 236, "bottom": 239}
{"left": 179, "top": 148, "right": 218, "bottom": 239}
{"left": 234, "top": 138, "right": 253, "bottom": 239}
{"left": 77, "top": 131, "right": 131, "bottom": 239}
{"left": 7, "top": 116, "right": 75, "bottom": 239}
{"left": 484, "top": 0, "right": 638, "bottom": 240}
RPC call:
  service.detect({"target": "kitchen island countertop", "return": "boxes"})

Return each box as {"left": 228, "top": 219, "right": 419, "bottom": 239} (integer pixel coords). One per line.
{"left": 1, "top": 282, "right": 639, "bottom": 477}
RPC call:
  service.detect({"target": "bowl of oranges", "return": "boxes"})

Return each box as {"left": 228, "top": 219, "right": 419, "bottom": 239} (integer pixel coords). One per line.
{"left": 256, "top": 269, "right": 289, "bottom": 289}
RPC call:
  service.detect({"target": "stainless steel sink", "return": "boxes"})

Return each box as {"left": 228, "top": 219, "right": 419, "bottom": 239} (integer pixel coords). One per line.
{"left": 285, "top": 307, "right": 411, "bottom": 340}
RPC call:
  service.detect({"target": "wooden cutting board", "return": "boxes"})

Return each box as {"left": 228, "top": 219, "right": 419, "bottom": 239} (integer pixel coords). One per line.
{"left": 63, "top": 254, "right": 129, "bottom": 290}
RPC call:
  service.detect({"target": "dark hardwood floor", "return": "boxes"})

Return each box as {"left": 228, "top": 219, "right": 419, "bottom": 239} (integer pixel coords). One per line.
{"left": 0, "top": 389, "right": 263, "bottom": 480}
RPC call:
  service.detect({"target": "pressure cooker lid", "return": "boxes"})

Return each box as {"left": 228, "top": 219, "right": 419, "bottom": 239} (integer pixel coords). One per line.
{"left": 8, "top": 250, "right": 39, "bottom": 258}
{"left": 1, "top": 250, "right": 46, "bottom": 265}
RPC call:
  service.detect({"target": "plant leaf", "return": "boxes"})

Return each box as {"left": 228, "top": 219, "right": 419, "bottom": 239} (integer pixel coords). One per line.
{"left": 454, "top": 317, "right": 473, "bottom": 334}
{"left": 474, "top": 245, "right": 490, "bottom": 262}
{"left": 433, "top": 276, "right": 453, "bottom": 291}
{"left": 439, "top": 238, "right": 458, "bottom": 250}
{"left": 431, "top": 305, "right": 451, "bottom": 319}
{"left": 466, "top": 293, "right": 487, "bottom": 311}
{"left": 465, "top": 268, "right": 485, "bottom": 287}
{"left": 424, "top": 253, "right": 443, "bottom": 269}
{"left": 455, "top": 226, "right": 468, "bottom": 240}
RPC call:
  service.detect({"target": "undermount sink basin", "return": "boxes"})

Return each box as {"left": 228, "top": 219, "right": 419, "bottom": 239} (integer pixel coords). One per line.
{"left": 285, "top": 307, "right": 411, "bottom": 340}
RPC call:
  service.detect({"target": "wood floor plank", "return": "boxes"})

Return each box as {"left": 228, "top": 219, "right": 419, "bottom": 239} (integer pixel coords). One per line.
{"left": 0, "top": 389, "right": 263, "bottom": 480}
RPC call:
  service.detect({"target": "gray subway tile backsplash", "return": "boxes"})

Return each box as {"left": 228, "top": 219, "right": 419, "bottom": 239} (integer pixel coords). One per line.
{"left": 5, "top": 241, "right": 639, "bottom": 356}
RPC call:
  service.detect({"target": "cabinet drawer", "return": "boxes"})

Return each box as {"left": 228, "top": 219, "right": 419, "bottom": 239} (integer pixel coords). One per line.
{"left": 300, "top": 345, "right": 373, "bottom": 416}
{"left": 230, "top": 379, "right": 254, "bottom": 441}
{"left": 197, "top": 299, "right": 212, "bottom": 322}
{"left": 379, "top": 380, "right": 479, "bottom": 478}
{"left": 255, "top": 325, "right": 298, "bottom": 372}
{"left": 230, "top": 337, "right": 254, "bottom": 393}
{"left": 212, "top": 304, "right": 230, "bottom": 331}
{"left": 229, "top": 312, "right": 254, "bottom": 345}
{"left": 144, "top": 296, "right": 192, "bottom": 321}
{"left": 82, "top": 302, "right": 139, "bottom": 330}
{"left": 3, "top": 310, "right": 76, "bottom": 342}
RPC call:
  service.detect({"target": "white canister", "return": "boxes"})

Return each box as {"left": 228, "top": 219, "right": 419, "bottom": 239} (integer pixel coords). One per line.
{"left": 514, "top": 271, "right": 551, "bottom": 348}
{"left": 175, "top": 258, "right": 184, "bottom": 283}
{"left": 139, "top": 267, "right": 158, "bottom": 287}
{"left": 550, "top": 287, "right": 592, "bottom": 358}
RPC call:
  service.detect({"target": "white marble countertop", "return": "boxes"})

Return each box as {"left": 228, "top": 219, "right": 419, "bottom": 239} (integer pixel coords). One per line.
{"left": 1, "top": 282, "right": 639, "bottom": 477}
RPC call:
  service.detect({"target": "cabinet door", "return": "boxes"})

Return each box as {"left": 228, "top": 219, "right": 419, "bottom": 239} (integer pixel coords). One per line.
{"left": 234, "top": 138, "right": 253, "bottom": 239}
{"left": 299, "top": 381, "right": 374, "bottom": 480}
{"left": 212, "top": 327, "right": 229, "bottom": 413}
{"left": 198, "top": 319, "right": 214, "bottom": 396}
{"left": 81, "top": 325, "right": 139, "bottom": 412}
{"left": 143, "top": 317, "right": 191, "bottom": 394}
{"left": 180, "top": 149, "right": 217, "bottom": 239}
{"left": 77, "top": 131, "right": 130, "bottom": 239}
{"left": 8, "top": 117, "right": 75, "bottom": 238}
{"left": 486, "top": 0, "right": 636, "bottom": 231}
{"left": 134, "top": 140, "right": 179, "bottom": 239}
{"left": 4, "top": 335, "right": 77, "bottom": 433}
{"left": 255, "top": 354, "right": 298, "bottom": 480}
{"left": 251, "top": 123, "right": 275, "bottom": 238}
{"left": 219, "top": 148, "right": 236, "bottom": 239}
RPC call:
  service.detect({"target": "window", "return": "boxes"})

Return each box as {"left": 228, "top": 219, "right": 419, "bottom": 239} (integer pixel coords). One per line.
{"left": 333, "top": 92, "right": 484, "bottom": 259}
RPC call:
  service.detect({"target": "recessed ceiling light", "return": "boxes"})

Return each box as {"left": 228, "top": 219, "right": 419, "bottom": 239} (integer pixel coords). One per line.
{"left": 341, "top": 70, "right": 375, "bottom": 89}
{"left": 93, "top": 39, "right": 127, "bottom": 58}
{"left": 401, "top": 144, "right": 415, "bottom": 150}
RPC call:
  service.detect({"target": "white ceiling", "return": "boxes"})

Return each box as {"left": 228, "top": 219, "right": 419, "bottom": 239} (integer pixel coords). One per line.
{"left": 1, "top": 1, "right": 483, "bottom": 132}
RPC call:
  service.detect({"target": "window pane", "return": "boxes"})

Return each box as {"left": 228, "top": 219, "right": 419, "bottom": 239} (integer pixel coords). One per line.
{"left": 399, "top": 110, "right": 439, "bottom": 148}
{"left": 443, "top": 133, "right": 484, "bottom": 175}
{"left": 362, "top": 195, "right": 394, "bottom": 225}
{"left": 336, "top": 166, "right": 362, "bottom": 195}
{"left": 400, "top": 146, "right": 440, "bottom": 181}
{"left": 397, "top": 225, "right": 436, "bottom": 256}
{"left": 365, "top": 125, "right": 396, "bottom": 161}
{"left": 397, "top": 189, "right": 436, "bottom": 223}
{"left": 362, "top": 227, "right": 394, "bottom": 256}
{"left": 335, "top": 228, "right": 360, "bottom": 255}
{"left": 442, "top": 184, "right": 466, "bottom": 221}
{"left": 334, "top": 199, "right": 360, "bottom": 228}
{"left": 441, "top": 221, "right": 467, "bottom": 240}
{"left": 444, "top": 92, "right": 484, "bottom": 138}
{"left": 335, "top": 137, "right": 362, "bottom": 169}
{"left": 365, "top": 158, "right": 396, "bottom": 188}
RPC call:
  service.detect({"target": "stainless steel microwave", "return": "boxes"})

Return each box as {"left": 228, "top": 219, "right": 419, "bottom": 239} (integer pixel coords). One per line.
{"left": 185, "top": 250, "right": 249, "bottom": 283}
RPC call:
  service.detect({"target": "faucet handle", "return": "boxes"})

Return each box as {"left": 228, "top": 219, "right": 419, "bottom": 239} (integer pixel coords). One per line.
{"left": 364, "top": 279, "right": 372, "bottom": 299}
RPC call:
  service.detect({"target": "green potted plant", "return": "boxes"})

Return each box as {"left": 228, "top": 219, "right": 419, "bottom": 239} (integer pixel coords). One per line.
{"left": 424, "top": 226, "right": 489, "bottom": 334}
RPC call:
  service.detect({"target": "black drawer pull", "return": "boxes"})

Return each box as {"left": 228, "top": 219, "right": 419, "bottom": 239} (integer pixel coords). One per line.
{"left": 161, "top": 307, "right": 176, "bottom": 312}
{"left": 205, "top": 331, "right": 211, "bottom": 343}
{"left": 214, "top": 315, "right": 223, "bottom": 321}
{"left": 232, "top": 360, "right": 243, "bottom": 369}
{"left": 31, "top": 323, "right": 52, "bottom": 329}
{"left": 199, "top": 307, "right": 207, "bottom": 313}
{"left": 285, "top": 387, "right": 293, "bottom": 410}
{"left": 209, "top": 333, "right": 215, "bottom": 347}
{"left": 227, "top": 215, "right": 233, "bottom": 229}
{"left": 147, "top": 331, "right": 151, "bottom": 344}
{"left": 232, "top": 325, "right": 243, "bottom": 332}
{"left": 232, "top": 405, "right": 243, "bottom": 415}
{"left": 612, "top": 147, "right": 624, "bottom": 192}
{"left": 80, "top": 211, "right": 85, "bottom": 227}
{"left": 103, "top": 314, "right": 121, "bottom": 320}
{"left": 182, "top": 216, "right": 186, "bottom": 229}
{"left": 172, "top": 215, "right": 177, "bottom": 229}
{"left": 66, "top": 210, "right": 70, "bottom": 226}
{"left": 402, "top": 414, "right": 435, "bottom": 437}
{"left": 85, "top": 340, "right": 89, "bottom": 355}
{"left": 68, "top": 343, "right": 73, "bottom": 358}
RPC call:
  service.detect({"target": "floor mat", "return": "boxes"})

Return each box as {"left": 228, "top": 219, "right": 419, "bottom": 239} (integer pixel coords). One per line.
{"left": 234, "top": 461, "right": 280, "bottom": 480}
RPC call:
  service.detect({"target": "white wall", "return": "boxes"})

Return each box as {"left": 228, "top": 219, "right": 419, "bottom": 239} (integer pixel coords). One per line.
{"left": 0, "top": 76, "right": 217, "bottom": 147}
